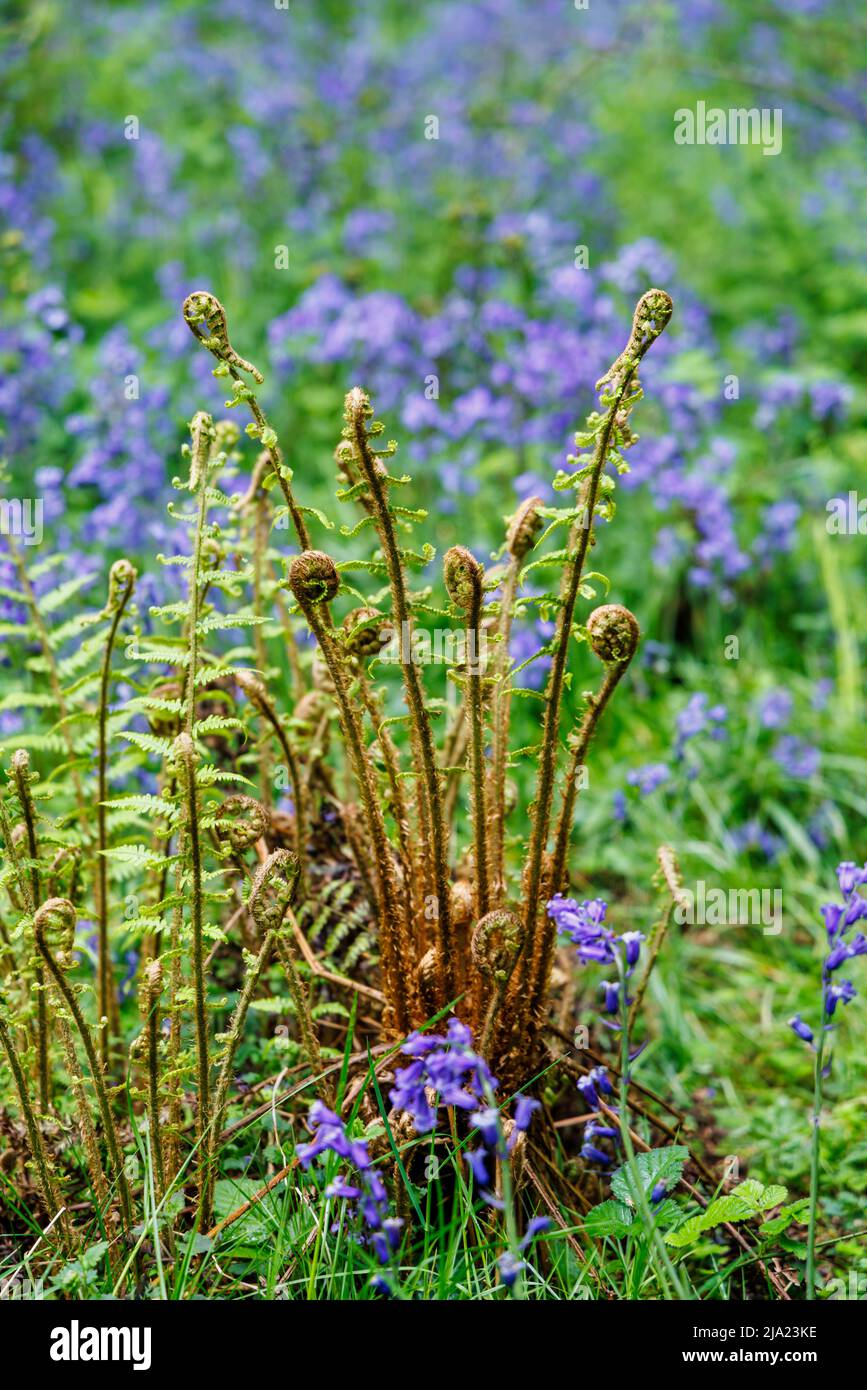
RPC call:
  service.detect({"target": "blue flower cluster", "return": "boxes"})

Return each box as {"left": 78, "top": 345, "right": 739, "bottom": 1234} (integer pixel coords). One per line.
{"left": 297, "top": 1100, "right": 403, "bottom": 1268}
{"left": 674, "top": 692, "right": 728, "bottom": 762}
{"left": 618, "top": 677, "right": 829, "bottom": 860}
{"left": 547, "top": 895, "right": 644, "bottom": 1024}
{"left": 389, "top": 1018, "right": 540, "bottom": 1209}
{"left": 2, "top": 0, "right": 856, "bottom": 618}
{"left": 789, "top": 861, "right": 867, "bottom": 1047}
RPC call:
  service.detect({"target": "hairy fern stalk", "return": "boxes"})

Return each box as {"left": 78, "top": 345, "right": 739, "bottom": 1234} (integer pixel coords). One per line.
{"left": 0, "top": 288, "right": 672, "bottom": 1280}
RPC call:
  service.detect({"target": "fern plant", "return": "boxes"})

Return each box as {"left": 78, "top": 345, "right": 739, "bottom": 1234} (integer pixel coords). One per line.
{"left": 0, "top": 287, "right": 693, "bottom": 1289}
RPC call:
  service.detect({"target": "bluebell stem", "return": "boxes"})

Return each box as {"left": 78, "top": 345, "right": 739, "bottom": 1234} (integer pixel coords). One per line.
{"left": 555, "top": 891, "right": 686, "bottom": 1295}
{"left": 789, "top": 860, "right": 867, "bottom": 1299}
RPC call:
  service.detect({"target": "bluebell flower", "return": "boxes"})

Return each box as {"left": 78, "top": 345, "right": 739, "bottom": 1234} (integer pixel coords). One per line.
{"left": 497, "top": 1252, "right": 525, "bottom": 1288}
{"left": 812, "top": 679, "right": 834, "bottom": 713}
{"left": 825, "top": 980, "right": 856, "bottom": 1016}
{"left": 600, "top": 980, "right": 621, "bottom": 1014}
{"left": 464, "top": 1148, "right": 490, "bottom": 1186}
{"left": 773, "top": 735, "right": 820, "bottom": 780}
{"left": 837, "top": 862, "right": 867, "bottom": 896}
{"left": 392, "top": 1019, "right": 538, "bottom": 1209}
{"left": 577, "top": 1066, "right": 619, "bottom": 1168}
{"left": 324, "top": 1174, "right": 361, "bottom": 1200}
{"left": 756, "top": 688, "right": 793, "bottom": 729}
{"left": 789, "top": 1015, "right": 814, "bottom": 1044}
{"left": 626, "top": 762, "right": 671, "bottom": 796}
{"left": 620, "top": 931, "right": 644, "bottom": 968}
{"left": 581, "top": 1142, "right": 612, "bottom": 1166}
{"left": 513, "top": 1095, "right": 541, "bottom": 1132}
{"left": 577, "top": 1074, "right": 600, "bottom": 1108}
{"left": 674, "top": 692, "right": 728, "bottom": 760}
{"left": 470, "top": 1107, "right": 501, "bottom": 1148}
{"left": 589, "top": 1065, "right": 615, "bottom": 1097}
{"left": 520, "top": 1216, "right": 552, "bottom": 1247}
{"left": 585, "top": 1120, "right": 618, "bottom": 1140}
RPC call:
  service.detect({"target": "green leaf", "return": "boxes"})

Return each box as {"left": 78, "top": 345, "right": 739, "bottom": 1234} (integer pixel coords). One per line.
{"left": 610, "top": 1145, "right": 689, "bottom": 1207}
{"left": 585, "top": 1200, "right": 634, "bottom": 1238}
{"left": 665, "top": 1180, "right": 790, "bottom": 1248}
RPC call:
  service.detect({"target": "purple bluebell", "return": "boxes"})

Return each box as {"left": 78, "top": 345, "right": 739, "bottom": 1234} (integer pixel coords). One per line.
{"left": 773, "top": 735, "right": 820, "bottom": 780}
{"left": 297, "top": 1099, "right": 400, "bottom": 1263}
{"left": 581, "top": 1142, "right": 612, "bottom": 1166}
{"left": 513, "top": 1095, "right": 541, "bottom": 1132}
{"left": 675, "top": 692, "right": 728, "bottom": 760}
{"left": 497, "top": 1252, "right": 525, "bottom": 1288}
{"left": 626, "top": 762, "right": 671, "bottom": 796}
{"left": 837, "top": 862, "right": 867, "bottom": 896}
{"left": 825, "top": 980, "right": 856, "bottom": 1016}
{"left": 464, "top": 1148, "right": 491, "bottom": 1186}
{"left": 756, "top": 688, "right": 793, "bottom": 729}
{"left": 600, "top": 980, "right": 621, "bottom": 1014}
{"left": 790, "top": 863, "right": 867, "bottom": 1056}
{"left": 792, "top": 1007, "right": 821, "bottom": 1050}
{"left": 520, "top": 1216, "right": 552, "bottom": 1247}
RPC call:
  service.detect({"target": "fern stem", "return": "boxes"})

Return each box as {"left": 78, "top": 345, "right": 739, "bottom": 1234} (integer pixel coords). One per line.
{"left": 0, "top": 1008, "right": 71, "bottom": 1250}
{"left": 490, "top": 498, "right": 543, "bottom": 899}
{"left": 34, "top": 900, "right": 134, "bottom": 1244}
{"left": 358, "top": 672, "right": 419, "bottom": 938}
{"left": 289, "top": 555, "right": 413, "bottom": 1034}
{"left": 204, "top": 929, "right": 277, "bottom": 1225}
{"left": 490, "top": 557, "right": 520, "bottom": 899}
{"left": 56, "top": 1011, "right": 114, "bottom": 1241}
{"left": 517, "top": 292, "right": 672, "bottom": 1031}
{"left": 345, "top": 392, "right": 454, "bottom": 1007}
{"left": 235, "top": 673, "right": 309, "bottom": 899}
{"left": 164, "top": 854, "right": 186, "bottom": 1184}
{"left": 444, "top": 547, "right": 490, "bottom": 920}
{"left": 174, "top": 734, "right": 211, "bottom": 1224}
{"left": 182, "top": 291, "right": 311, "bottom": 551}
{"left": 547, "top": 667, "right": 622, "bottom": 897}
{"left": 96, "top": 561, "right": 136, "bottom": 1069}
{"left": 139, "top": 959, "right": 166, "bottom": 1205}
{"left": 10, "top": 750, "right": 49, "bottom": 1109}
{"left": 276, "top": 928, "right": 328, "bottom": 1092}
{"left": 518, "top": 405, "right": 627, "bottom": 1004}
